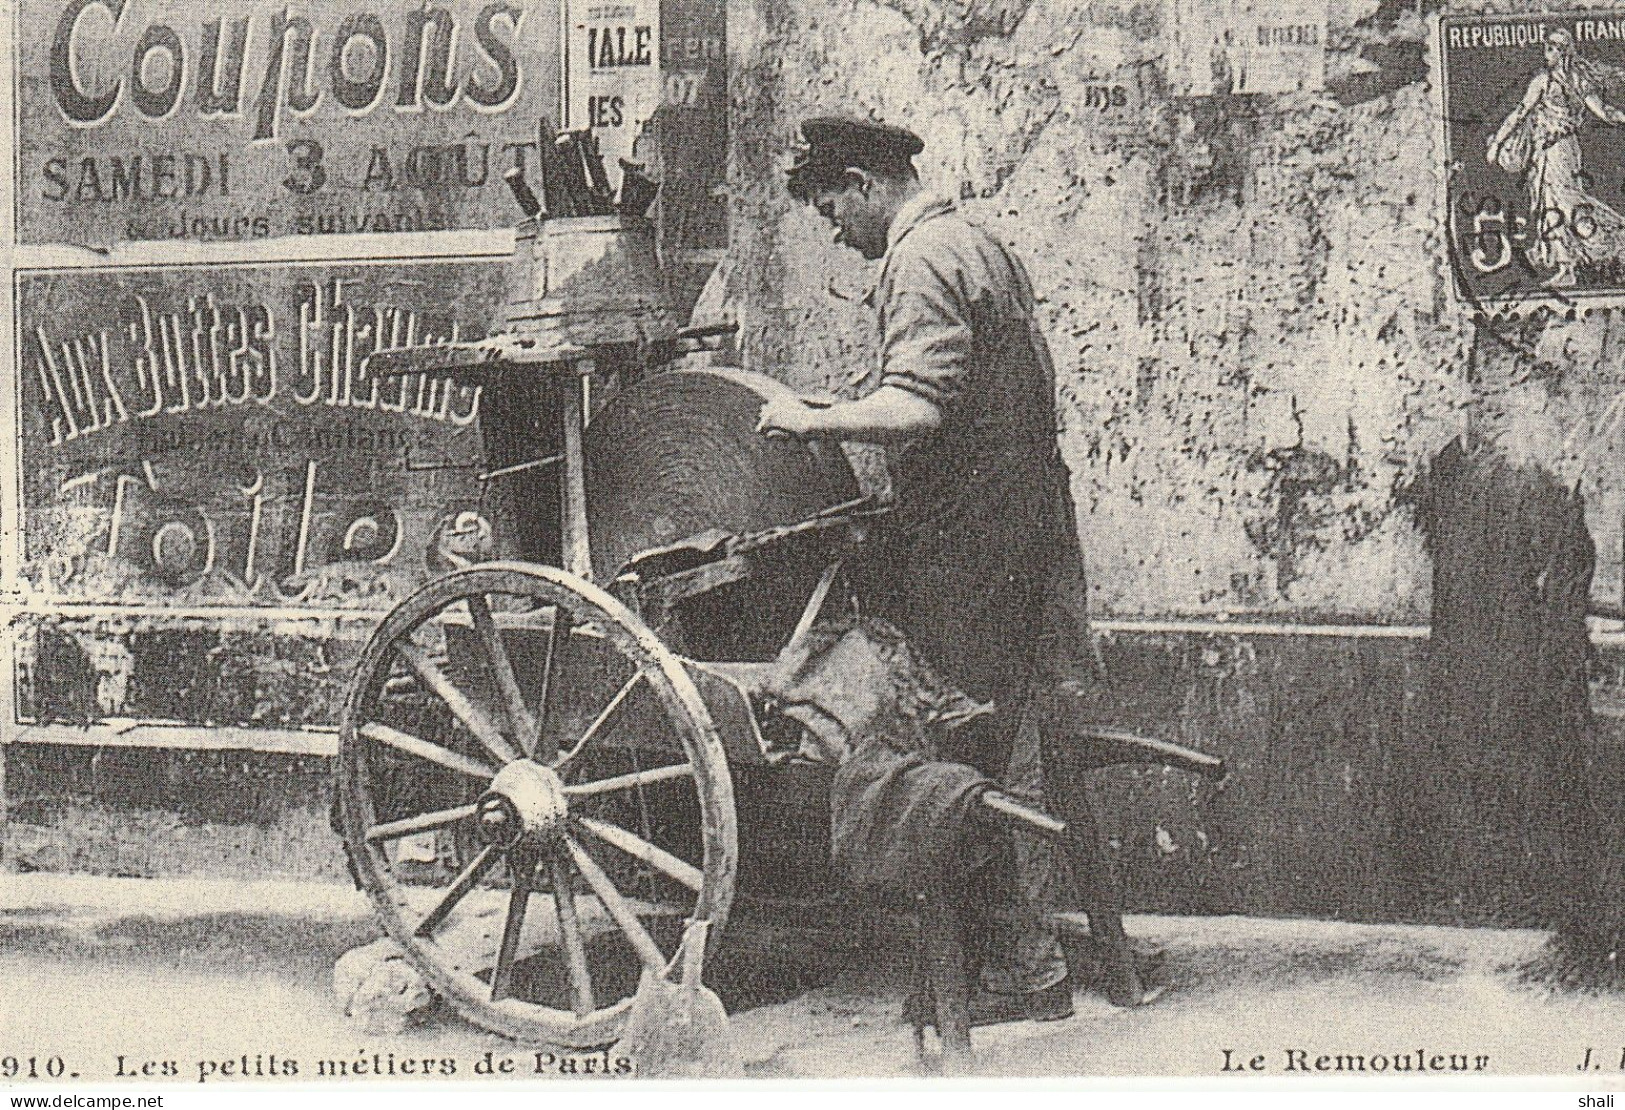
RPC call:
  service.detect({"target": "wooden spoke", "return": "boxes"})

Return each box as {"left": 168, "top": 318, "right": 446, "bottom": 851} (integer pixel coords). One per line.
{"left": 366, "top": 803, "right": 478, "bottom": 842}
{"left": 573, "top": 815, "right": 704, "bottom": 893}
{"left": 549, "top": 852, "right": 596, "bottom": 1018}
{"left": 554, "top": 673, "right": 644, "bottom": 771}
{"left": 361, "top": 723, "right": 496, "bottom": 780}
{"left": 490, "top": 857, "right": 533, "bottom": 1002}
{"left": 414, "top": 845, "right": 501, "bottom": 937}
{"left": 532, "top": 611, "right": 574, "bottom": 763}
{"left": 564, "top": 763, "right": 692, "bottom": 797}
{"left": 466, "top": 593, "right": 538, "bottom": 757}
{"left": 564, "top": 838, "right": 669, "bottom": 974}
{"left": 395, "top": 643, "right": 523, "bottom": 767}
{"left": 337, "top": 561, "right": 738, "bottom": 1046}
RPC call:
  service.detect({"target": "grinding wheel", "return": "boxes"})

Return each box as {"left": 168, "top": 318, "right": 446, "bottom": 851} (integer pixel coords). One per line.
{"left": 583, "top": 368, "right": 859, "bottom": 580}
{"left": 583, "top": 368, "right": 860, "bottom": 661}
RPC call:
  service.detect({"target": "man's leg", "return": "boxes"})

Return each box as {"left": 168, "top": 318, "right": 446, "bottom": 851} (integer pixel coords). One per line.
{"left": 972, "top": 700, "right": 1071, "bottom": 1013}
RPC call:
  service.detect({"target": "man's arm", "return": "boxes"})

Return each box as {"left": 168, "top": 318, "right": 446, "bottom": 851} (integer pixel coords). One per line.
{"left": 759, "top": 218, "right": 974, "bottom": 446}
{"left": 756, "top": 385, "right": 943, "bottom": 446}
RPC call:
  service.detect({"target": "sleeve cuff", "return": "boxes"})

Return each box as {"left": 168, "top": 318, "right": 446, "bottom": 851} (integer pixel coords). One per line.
{"left": 881, "top": 372, "right": 953, "bottom": 410}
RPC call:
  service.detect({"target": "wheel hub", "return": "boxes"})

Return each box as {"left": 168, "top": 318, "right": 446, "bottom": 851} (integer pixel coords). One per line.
{"left": 478, "top": 761, "right": 569, "bottom": 846}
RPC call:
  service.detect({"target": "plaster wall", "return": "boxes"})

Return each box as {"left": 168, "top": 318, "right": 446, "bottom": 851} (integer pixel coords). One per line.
{"left": 726, "top": 0, "right": 1625, "bottom": 622}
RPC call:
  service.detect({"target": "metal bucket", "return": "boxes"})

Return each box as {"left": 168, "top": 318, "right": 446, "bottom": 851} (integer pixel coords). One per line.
{"left": 504, "top": 215, "right": 679, "bottom": 356}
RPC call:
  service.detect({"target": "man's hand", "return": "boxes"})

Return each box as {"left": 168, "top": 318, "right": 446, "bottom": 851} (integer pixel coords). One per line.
{"left": 756, "top": 396, "right": 829, "bottom": 440}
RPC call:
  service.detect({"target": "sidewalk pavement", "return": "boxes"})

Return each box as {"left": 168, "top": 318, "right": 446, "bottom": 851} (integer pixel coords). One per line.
{"left": 2, "top": 872, "right": 1621, "bottom": 1080}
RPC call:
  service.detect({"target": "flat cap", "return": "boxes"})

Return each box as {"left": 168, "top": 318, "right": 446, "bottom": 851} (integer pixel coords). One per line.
{"left": 786, "top": 116, "right": 924, "bottom": 195}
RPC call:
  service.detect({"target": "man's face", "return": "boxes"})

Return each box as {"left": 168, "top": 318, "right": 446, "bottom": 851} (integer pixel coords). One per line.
{"left": 811, "top": 175, "right": 889, "bottom": 260}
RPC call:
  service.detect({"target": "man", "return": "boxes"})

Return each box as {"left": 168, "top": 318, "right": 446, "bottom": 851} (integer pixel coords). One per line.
{"left": 757, "top": 116, "right": 1089, "bottom": 1024}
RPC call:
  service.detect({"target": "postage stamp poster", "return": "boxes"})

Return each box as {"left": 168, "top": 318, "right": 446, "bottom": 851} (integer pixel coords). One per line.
{"left": 1441, "top": 11, "right": 1625, "bottom": 307}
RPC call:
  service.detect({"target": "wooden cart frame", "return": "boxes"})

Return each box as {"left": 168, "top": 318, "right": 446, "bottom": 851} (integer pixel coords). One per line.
{"left": 338, "top": 304, "right": 1223, "bottom": 1064}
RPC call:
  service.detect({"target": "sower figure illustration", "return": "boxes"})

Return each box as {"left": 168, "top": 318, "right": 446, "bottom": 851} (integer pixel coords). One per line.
{"left": 756, "top": 116, "right": 1094, "bottom": 1025}
{"left": 1488, "top": 27, "right": 1625, "bottom": 288}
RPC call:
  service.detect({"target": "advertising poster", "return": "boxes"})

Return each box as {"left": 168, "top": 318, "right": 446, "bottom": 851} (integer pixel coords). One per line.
{"left": 14, "top": 0, "right": 561, "bottom": 243}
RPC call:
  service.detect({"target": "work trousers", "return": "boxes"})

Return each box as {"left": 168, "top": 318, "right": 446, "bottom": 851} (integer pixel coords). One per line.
{"left": 972, "top": 692, "right": 1069, "bottom": 995}
{"left": 859, "top": 482, "right": 1092, "bottom": 997}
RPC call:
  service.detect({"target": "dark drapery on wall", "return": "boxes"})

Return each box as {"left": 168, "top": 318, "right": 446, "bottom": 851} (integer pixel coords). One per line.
{"left": 1407, "top": 438, "right": 1594, "bottom": 927}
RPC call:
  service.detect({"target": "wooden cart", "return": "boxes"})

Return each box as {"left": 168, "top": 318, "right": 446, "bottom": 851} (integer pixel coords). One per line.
{"left": 337, "top": 212, "right": 1222, "bottom": 1056}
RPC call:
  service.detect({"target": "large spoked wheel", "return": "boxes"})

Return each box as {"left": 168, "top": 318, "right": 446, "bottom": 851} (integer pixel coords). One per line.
{"left": 338, "top": 562, "right": 737, "bottom": 1047}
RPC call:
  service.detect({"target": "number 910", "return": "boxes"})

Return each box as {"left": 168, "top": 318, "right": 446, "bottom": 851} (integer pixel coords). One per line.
{"left": 2, "top": 1056, "right": 69, "bottom": 1079}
